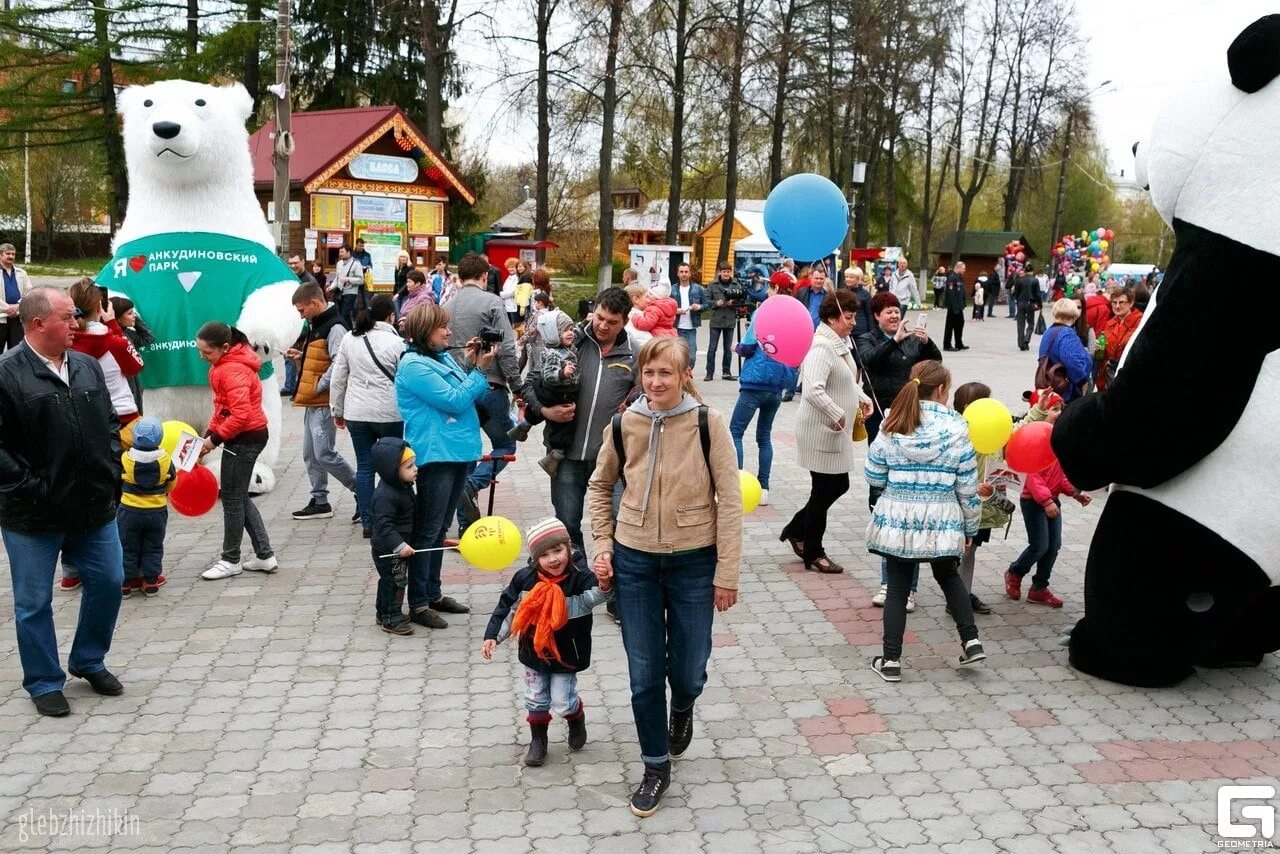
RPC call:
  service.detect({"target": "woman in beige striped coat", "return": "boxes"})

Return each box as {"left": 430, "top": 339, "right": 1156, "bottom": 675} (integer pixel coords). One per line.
{"left": 779, "top": 290, "right": 873, "bottom": 573}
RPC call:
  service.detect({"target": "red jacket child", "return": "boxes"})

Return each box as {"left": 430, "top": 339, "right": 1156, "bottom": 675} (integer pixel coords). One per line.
{"left": 1021, "top": 461, "right": 1088, "bottom": 511}
{"left": 630, "top": 297, "right": 678, "bottom": 338}
{"left": 206, "top": 343, "right": 268, "bottom": 447}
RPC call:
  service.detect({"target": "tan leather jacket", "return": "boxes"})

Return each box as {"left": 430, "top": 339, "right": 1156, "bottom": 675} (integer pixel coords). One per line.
{"left": 587, "top": 404, "right": 742, "bottom": 589}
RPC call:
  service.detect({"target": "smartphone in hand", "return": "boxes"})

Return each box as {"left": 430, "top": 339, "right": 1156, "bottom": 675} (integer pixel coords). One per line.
{"left": 917, "top": 313, "right": 928, "bottom": 330}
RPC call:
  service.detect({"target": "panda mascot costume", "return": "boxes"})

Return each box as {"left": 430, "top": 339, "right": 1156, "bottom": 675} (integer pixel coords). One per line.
{"left": 1052, "top": 14, "right": 1280, "bottom": 687}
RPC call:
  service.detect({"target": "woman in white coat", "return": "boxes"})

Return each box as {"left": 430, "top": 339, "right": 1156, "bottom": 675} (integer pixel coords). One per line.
{"left": 778, "top": 289, "right": 873, "bottom": 573}
{"left": 330, "top": 294, "right": 406, "bottom": 537}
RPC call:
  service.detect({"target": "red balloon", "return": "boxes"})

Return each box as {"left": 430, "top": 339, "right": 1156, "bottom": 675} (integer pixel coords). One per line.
{"left": 170, "top": 464, "right": 219, "bottom": 516}
{"left": 1005, "top": 421, "right": 1057, "bottom": 473}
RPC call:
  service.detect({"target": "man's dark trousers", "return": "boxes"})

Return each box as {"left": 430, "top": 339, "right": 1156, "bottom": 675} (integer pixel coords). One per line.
{"left": 943, "top": 311, "right": 965, "bottom": 350}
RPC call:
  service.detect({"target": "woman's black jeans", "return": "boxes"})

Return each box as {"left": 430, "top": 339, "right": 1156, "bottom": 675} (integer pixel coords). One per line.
{"left": 781, "top": 472, "right": 850, "bottom": 561}
{"left": 219, "top": 442, "right": 272, "bottom": 564}
{"left": 882, "top": 556, "right": 977, "bottom": 661}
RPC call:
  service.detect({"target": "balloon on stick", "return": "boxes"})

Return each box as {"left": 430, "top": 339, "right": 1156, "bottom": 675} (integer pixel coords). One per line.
{"left": 739, "top": 471, "right": 763, "bottom": 514}
{"left": 753, "top": 295, "right": 814, "bottom": 368}
{"left": 458, "top": 516, "right": 523, "bottom": 571}
{"left": 1005, "top": 421, "right": 1057, "bottom": 473}
{"left": 963, "top": 398, "right": 1014, "bottom": 455}
{"left": 170, "top": 464, "right": 218, "bottom": 516}
{"left": 763, "top": 173, "right": 849, "bottom": 261}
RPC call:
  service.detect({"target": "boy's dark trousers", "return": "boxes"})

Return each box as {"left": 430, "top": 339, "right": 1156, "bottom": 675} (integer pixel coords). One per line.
{"left": 373, "top": 552, "right": 409, "bottom": 627}
{"left": 118, "top": 506, "right": 167, "bottom": 582}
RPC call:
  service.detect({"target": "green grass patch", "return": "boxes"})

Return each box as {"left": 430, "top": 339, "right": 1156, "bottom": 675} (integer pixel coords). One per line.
{"left": 24, "top": 257, "right": 109, "bottom": 277}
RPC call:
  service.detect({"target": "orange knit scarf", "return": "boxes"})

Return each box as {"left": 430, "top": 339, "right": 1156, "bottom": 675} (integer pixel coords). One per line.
{"left": 509, "top": 572, "right": 569, "bottom": 665}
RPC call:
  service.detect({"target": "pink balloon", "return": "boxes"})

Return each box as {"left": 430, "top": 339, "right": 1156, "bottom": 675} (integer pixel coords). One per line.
{"left": 754, "top": 295, "right": 814, "bottom": 368}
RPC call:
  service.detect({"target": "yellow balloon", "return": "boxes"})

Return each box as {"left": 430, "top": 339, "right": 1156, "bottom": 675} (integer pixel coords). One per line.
{"left": 160, "top": 420, "right": 199, "bottom": 456}
{"left": 962, "top": 398, "right": 1013, "bottom": 455}
{"left": 458, "top": 515, "right": 523, "bottom": 571}
{"left": 739, "top": 470, "right": 762, "bottom": 514}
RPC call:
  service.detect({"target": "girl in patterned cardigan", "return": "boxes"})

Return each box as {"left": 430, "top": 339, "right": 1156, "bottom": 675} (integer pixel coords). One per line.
{"left": 864, "top": 360, "right": 986, "bottom": 683}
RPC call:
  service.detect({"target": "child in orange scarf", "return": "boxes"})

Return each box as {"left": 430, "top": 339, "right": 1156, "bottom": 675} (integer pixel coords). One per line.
{"left": 481, "top": 517, "right": 613, "bottom": 767}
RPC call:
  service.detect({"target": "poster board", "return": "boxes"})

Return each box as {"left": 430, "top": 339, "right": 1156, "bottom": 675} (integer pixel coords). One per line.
{"left": 408, "top": 201, "right": 444, "bottom": 235}
{"left": 310, "top": 194, "right": 351, "bottom": 231}
{"left": 352, "top": 220, "right": 406, "bottom": 289}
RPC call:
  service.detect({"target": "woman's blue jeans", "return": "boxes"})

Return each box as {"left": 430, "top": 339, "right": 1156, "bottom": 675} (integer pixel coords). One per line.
{"left": 613, "top": 542, "right": 716, "bottom": 765}
{"left": 729, "top": 389, "right": 781, "bottom": 489}
{"left": 347, "top": 419, "right": 404, "bottom": 529}
{"left": 411, "top": 462, "right": 469, "bottom": 610}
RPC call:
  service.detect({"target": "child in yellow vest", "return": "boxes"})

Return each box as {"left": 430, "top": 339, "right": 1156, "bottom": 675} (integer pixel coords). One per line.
{"left": 118, "top": 417, "right": 177, "bottom": 597}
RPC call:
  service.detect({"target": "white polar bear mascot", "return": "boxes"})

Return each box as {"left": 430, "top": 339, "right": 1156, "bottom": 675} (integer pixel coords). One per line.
{"left": 97, "top": 80, "right": 302, "bottom": 493}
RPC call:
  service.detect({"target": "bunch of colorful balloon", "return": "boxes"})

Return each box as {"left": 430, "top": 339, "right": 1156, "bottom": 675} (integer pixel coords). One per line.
{"left": 1003, "top": 238, "right": 1028, "bottom": 280}
{"left": 1052, "top": 234, "right": 1082, "bottom": 278}
{"left": 1080, "top": 226, "right": 1113, "bottom": 274}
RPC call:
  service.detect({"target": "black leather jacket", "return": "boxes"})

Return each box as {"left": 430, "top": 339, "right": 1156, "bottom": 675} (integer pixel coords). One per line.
{"left": 855, "top": 327, "right": 943, "bottom": 411}
{"left": 0, "top": 344, "right": 122, "bottom": 534}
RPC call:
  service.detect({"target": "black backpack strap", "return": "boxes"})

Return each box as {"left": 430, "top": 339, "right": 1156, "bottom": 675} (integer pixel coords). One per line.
{"left": 698, "top": 405, "right": 715, "bottom": 496}
{"left": 611, "top": 411, "right": 627, "bottom": 487}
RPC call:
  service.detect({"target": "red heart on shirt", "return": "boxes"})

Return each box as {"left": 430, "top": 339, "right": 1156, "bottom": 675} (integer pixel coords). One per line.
{"left": 128, "top": 255, "right": 147, "bottom": 273}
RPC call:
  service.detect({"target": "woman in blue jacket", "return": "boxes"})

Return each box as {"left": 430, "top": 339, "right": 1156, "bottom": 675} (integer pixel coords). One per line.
{"left": 730, "top": 289, "right": 797, "bottom": 507}
{"left": 1038, "top": 299, "right": 1093, "bottom": 402}
{"left": 395, "top": 304, "right": 495, "bottom": 629}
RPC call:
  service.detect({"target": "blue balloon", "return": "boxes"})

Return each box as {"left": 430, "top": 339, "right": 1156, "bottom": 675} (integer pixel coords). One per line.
{"left": 763, "top": 173, "right": 850, "bottom": 261}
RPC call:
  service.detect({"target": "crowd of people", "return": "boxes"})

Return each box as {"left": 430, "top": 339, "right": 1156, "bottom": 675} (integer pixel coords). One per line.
{"left": 0, "top": 245, "right": 1142, "bottom": 819}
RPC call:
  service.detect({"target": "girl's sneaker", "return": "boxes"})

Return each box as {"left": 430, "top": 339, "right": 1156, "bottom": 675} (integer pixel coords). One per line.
{"left": 906, "top": 593, "right": 916, "bottom": 613}
{"left": 201, "top": 560, "right": 242, "bottom": 581}
{"left": 958, "top": 640, "right": 987, "bottom": 666}
{"left": 871, "top": 657, "right": 902, "bottom": 682}
{"left": 381, "top": 621, "right": 414, "bottom": 636}
{"left": 142, "top": 578, "right": 161, "bottom": 597}
{"left": 1027, "top": 587, "right": 1063, "bottom": 608}
{"left": 59, "top": 577, "right": 81, "bottom": 591}
{"left": 759, "top": 489, "right": 769, "bottom": 506}
{"left": 242, "top": 555, "right": 278, "bottom": 573}
{"left": 872, "top": 586, "right": 887, "bottom": 607}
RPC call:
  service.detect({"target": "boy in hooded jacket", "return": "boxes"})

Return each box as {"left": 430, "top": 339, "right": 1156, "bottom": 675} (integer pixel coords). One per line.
{"left": 482, "top": 517, "right": 613, "bottom": 767}
{"left": 369, "top": 437, "right": 418, "bottom": 635}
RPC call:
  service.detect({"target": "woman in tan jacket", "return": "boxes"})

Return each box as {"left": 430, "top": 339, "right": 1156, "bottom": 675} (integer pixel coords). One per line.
{"left": 588, "top": 337, "right": 741, "bottom": 819}
{"left": 779, "top": 289, "right": 872, "bottom": 573}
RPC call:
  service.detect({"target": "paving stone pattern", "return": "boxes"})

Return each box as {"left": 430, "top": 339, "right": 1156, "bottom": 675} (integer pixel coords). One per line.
{"left": 0, "top": 309, "right": 1275, "bottom": 852}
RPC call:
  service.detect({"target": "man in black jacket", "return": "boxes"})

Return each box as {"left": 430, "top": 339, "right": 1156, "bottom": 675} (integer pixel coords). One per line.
{"left": 1014, "top": 263, "right": 1043, "bottom": 351}
{"left": 942, "top": 262, "right": 968, "bottom": 350}
{"left": 0, "top": 288, "right": 125, "bottom": 717}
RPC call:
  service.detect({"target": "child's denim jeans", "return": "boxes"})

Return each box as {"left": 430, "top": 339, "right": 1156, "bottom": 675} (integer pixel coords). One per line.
{"left": 373, "top": 553, "right": 409, "bottom": 628}
{"left": 523, "top": 667, "right": 581, "bottom": 724}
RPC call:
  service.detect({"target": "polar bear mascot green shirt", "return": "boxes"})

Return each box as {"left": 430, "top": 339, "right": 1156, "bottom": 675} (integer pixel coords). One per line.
{"left": 98, "top": 80, "right": 303, "bottom": 494}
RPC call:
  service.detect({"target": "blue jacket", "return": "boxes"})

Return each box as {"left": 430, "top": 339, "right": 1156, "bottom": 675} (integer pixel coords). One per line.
{"left": 1038, "top": 324, "right": 1093, "bottom": 402}
{"left": 735, "top": 310, "right": 797, "bottom": 393}
{"left": 672, "top": 283, "right": 707, "bottom": 328}
{"left": 395, "top": 348, "right": 489, "bottom": 463}
{"left": 797, "top": 286, "right": 827, "bottom": 329}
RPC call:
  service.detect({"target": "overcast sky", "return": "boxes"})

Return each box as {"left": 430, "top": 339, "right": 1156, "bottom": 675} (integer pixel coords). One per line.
{"left": 1081, "top": 0, "right": 1273, "bottom": 179}
{"left": 458, "top": 0, "right": 1276, "bottom": 178}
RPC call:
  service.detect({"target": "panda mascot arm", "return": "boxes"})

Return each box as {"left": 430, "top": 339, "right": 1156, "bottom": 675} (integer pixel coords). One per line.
{"left": 1052, "top": 227, "right": 1280, "bottom": 490}
{"left": 1053, "top": 16, "right": 1280, "bottom": 491}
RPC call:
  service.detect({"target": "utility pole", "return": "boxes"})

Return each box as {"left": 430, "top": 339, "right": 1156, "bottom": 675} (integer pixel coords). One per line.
{"left": 269, "top": 0, "right": 293, "bottom": 257}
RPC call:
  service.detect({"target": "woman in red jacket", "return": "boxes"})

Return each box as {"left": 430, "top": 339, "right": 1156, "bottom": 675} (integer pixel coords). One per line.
{"left": 195, "top": 322, "right": 276, "bottom": 582}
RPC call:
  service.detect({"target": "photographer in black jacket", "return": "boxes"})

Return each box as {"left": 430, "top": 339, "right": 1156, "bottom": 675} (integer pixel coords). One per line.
{"left": 0, "top": 288, "right": 126, "bottom": 716}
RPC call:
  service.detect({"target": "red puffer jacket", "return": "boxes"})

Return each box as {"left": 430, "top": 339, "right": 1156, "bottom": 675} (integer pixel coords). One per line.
{"left": 636, "top": 297, "right": 678, "bottom": 338}
{"left": 1084, "top": 293, "right": 1111, "bottom": 335}
{"left": 206, "top": 343, "right": 268, "bottom": 446}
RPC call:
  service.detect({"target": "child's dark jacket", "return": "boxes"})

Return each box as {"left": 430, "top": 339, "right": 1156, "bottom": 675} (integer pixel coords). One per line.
{"left": 483, "top": 549, "right": 612, "bottom": 673}
{"left": 370, "top": 437, "right": 415, "bottom": 556}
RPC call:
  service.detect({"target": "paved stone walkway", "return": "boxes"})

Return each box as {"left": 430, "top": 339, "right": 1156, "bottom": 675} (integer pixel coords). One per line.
{"left": 0, "top": 307, "right": 1276, "bottom": 852}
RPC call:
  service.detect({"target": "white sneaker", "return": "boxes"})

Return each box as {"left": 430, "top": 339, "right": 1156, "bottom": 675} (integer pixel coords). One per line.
{"left": 906, "top": 593, "right": 917, "bottom": 613}
{"left": 759, "top": 489, "right": 770, "bottom": 506}
{"left": 242, "top": 555, "right": 278, "bottom": 573}
{"left": 201, "top": 560, "right": 242, "bottom": 581}
{"left": 872, "top": 586, "right": 887, "bottom": 607}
